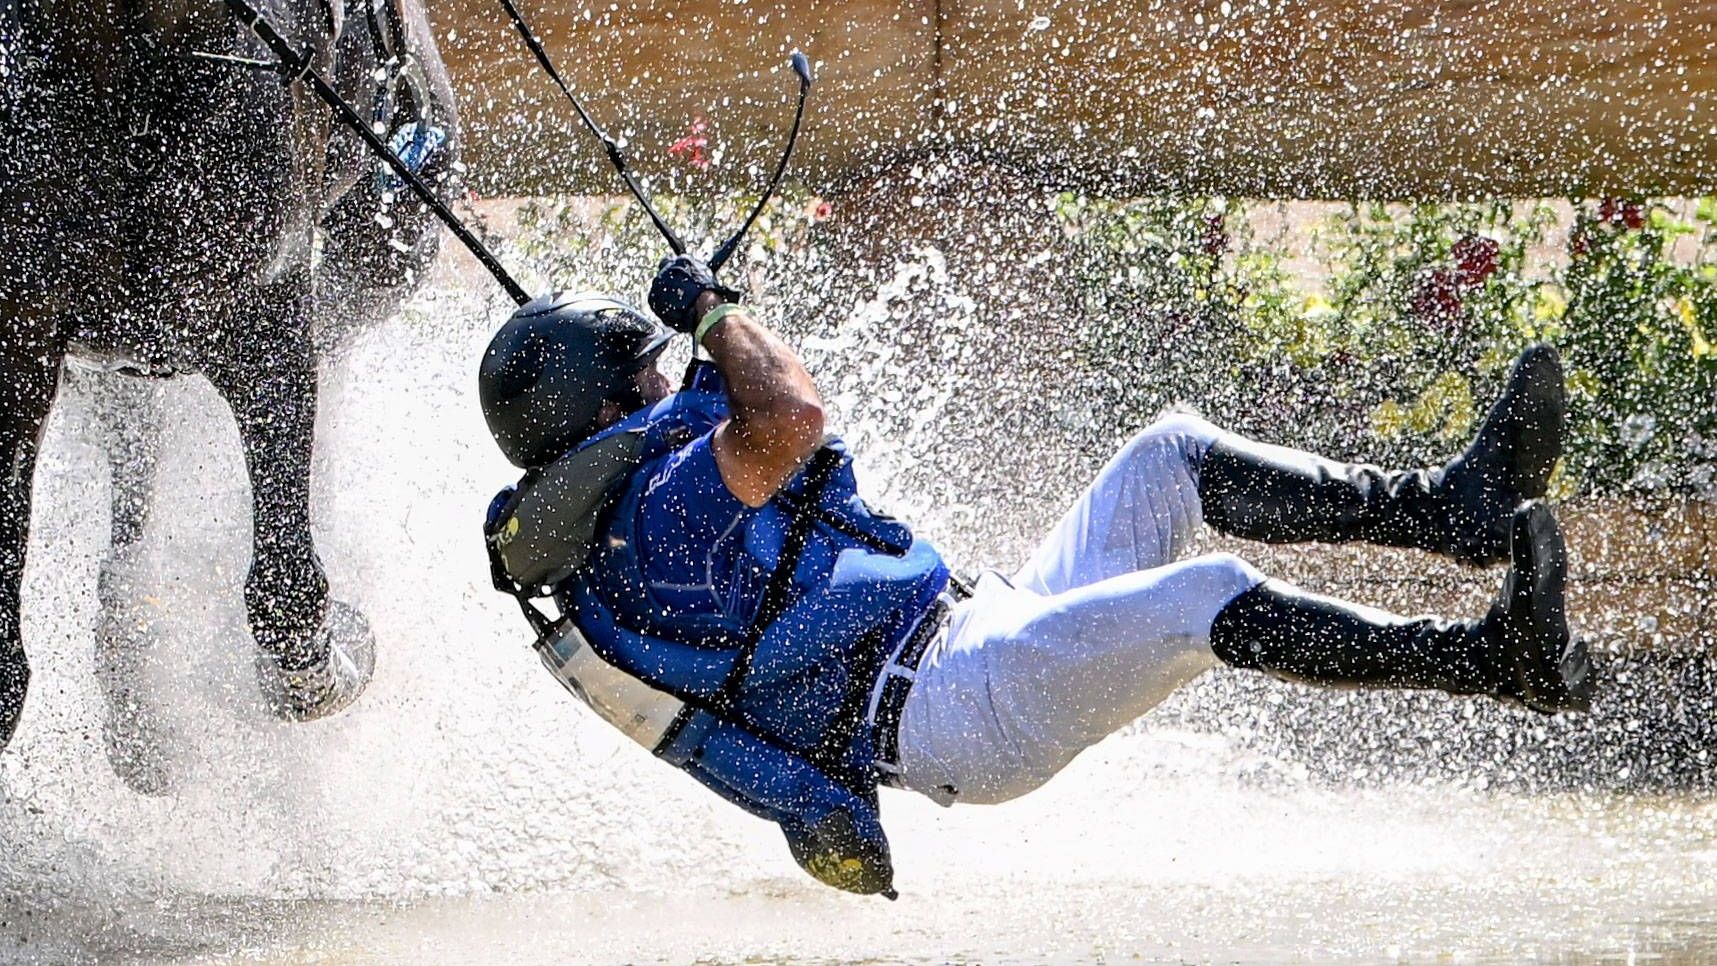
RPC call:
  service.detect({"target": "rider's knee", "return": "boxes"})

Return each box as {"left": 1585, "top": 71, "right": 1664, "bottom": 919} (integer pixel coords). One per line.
{"left": 1140, "top": 409, "right": 1225, "bottom": 448}
{"left": 1180, "top": 552, "right": 1267, "bottom": 603}
{"left": 1113, "top": 410, "right": 1227, "bottom": 475}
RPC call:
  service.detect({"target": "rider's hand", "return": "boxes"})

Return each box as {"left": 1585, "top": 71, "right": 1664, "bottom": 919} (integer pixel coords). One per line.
{"left": 649, "top": 254, "right": 741, "bottom": 333}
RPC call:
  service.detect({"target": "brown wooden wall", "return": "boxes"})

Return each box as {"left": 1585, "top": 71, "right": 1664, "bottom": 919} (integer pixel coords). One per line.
{"left": 1203, "top": 499, "right": 1716, "bottom": 647}
{"left": 431, "top": 1, "right": 1717, "bottom": 199}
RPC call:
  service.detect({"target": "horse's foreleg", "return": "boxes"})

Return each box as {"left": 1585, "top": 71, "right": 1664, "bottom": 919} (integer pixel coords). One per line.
{"left": 210, "top": 296, "right": 325, "bottom": 667}
{"left": 0, "top": 309, "right": 64, "bottom": 751}
{"left": 207, "top": 286, "right": 374, "bottom": 722}
{"left": 78, "top": 367, "right": 174, "bottom": 793}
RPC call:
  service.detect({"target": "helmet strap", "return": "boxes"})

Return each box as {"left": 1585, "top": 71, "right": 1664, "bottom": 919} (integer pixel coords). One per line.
{"left": 606, "top": 380, "right": 648, "bottom": 415}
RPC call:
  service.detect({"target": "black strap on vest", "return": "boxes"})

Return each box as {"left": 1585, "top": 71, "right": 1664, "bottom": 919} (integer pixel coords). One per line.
{"left": 772, "top": 491, "right": 911, "bottom": 557}
{"left": 713, "top": 445, "right": 843, "bottom": 711}
{"left": 487, "top": 534, "right": 557, "bottom": 643}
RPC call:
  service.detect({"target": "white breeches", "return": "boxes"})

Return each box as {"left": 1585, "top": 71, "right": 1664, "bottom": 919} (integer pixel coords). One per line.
{"left": 894, "top": 413, "right": 1265, "bottom": 805}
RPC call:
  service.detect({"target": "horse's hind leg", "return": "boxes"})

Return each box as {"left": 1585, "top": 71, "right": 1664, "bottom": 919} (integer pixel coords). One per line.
{"left": 0, "top": 309, "right": 65, "bottom": 752}
{"left": 76, "top": 367, "right": 175, "bottom": 794}
{"left": 207, "top": 284, "right": 374, "bottom": 722}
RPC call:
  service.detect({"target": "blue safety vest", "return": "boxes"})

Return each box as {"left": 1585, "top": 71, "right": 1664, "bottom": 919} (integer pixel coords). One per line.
{"left": 487, "top": 365, "right": 947, "bottom": 896}
{"left": 571, "top": 390, "right": 948, "bottom": 760}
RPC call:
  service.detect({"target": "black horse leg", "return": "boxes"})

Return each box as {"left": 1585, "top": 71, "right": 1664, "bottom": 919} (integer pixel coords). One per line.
{"left": 207, "top": 281, "right": 374, "bottom": 721}
{"left": 0, "top": 306, "right": 64, "bottom": 751}
{"left": 76, "top": 366, "right": 175, "bottom": 793}
{"left": 211, "top": 293, "right": 327, "bottom": 669}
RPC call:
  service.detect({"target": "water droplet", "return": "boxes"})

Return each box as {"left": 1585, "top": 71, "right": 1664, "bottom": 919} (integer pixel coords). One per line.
{"left": 1028, "top": 15, "right": 1050, "bottom": 31}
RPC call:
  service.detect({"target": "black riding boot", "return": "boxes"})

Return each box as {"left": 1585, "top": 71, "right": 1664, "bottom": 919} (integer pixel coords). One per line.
{"left": 1199, "top": 343, "right": 1567, "bottom": 565}
{"left": 1209, "top": 502, "right": 1593, "bottom": 713}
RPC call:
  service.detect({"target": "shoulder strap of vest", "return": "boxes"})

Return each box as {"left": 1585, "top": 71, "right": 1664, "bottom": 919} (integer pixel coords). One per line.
{"left": 487, "top": 537, "right": 558, "bottom": 642}
{"left": 713, "top": 444, "right": 844, "bottom": 710}
{"left": 770, "top": 491, "right": 911, "bottom": 557}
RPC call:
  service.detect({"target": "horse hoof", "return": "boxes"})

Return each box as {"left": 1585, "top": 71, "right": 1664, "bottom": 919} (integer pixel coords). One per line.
{"left": 254, "top": 599, "right": 376, "bottom": 722}
{"left": 94, "top": 616, "right": 177, "bottom": 797}
{"left": 101, "top": 709, "right": 176, "bottom": 797}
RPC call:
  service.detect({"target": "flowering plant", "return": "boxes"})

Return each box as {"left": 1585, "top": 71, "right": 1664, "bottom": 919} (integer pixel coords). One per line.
{"left": 1062, "top": 196, "right": 1717, "bottom": 497}
{"left": 1557, "top": 201, "right": 1717, "bottom": 494}
{"left": 510, "top": 185, "right": 1716, "bottom": 498}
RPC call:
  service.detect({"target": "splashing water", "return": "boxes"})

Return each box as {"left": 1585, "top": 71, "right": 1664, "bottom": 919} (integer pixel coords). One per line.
{"left": 2, "top": 222, "right": 1717, "bottom": 964}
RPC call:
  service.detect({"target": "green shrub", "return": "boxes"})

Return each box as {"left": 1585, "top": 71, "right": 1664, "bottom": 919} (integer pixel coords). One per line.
{"left": 1061, "top": 195, "right": 1716, "bottom": 497}
{"left": 510, "top": 188, "right": 1717, "bottom": 498}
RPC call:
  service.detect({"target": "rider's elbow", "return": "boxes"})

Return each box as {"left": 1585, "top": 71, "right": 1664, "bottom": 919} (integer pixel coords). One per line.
{"left": 770, "top": 395, "right": 826, "bottom": 462}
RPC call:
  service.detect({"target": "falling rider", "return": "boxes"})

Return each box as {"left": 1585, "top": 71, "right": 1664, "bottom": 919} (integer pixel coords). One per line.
{"left": 480, "top": 255, "right": 1593, "bottom": 898}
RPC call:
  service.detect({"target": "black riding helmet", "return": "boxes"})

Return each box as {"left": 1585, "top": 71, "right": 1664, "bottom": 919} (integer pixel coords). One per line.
{"left": 480, "top": 291, "right": 676, "bottom": 468}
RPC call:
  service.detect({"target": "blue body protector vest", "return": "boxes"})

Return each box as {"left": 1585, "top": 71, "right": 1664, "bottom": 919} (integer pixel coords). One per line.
{"left": 485, "top": 364, "right": 948, "bottom": 897}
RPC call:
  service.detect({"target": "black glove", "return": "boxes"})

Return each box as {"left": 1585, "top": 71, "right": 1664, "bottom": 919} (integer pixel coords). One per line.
{"left": 649, "top": 254, "right": 742, "bottom": 333}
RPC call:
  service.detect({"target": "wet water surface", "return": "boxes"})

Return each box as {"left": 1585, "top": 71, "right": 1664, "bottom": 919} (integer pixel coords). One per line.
{"left": 2, "top": 270, "right": 1715, "bottom": 965}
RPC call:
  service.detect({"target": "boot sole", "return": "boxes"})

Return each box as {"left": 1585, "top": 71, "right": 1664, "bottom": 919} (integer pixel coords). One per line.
{"left": 1508, "top": 501, "right": 1594, "bottom": 713}
{"left": 1449, "top": 344, "right": 1568, "bottom": 567}
{"left": 1501, "top": 344, "right": 1568, "bottom": 502}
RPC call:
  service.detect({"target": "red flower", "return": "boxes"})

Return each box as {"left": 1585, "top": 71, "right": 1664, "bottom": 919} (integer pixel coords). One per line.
{"left": 1598, "top": 197, "right": 1645, "bottom": 230}
{"left": 667, "top": 117, "right": 710, "bottom": 170}
{"left": 1452, "top": 235, "right": 1500, "bottom": 288}
{"left": 1199, "top": 213, "right": 1228, "bottom": 257}
{"left": 1410, "top": 269, "right": 1464, "bottom": 327}
{"left": 813, "top": 200, "right": 833, "bottom": 221}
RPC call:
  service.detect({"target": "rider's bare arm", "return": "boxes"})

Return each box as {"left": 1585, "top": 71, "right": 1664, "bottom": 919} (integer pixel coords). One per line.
{"left": 696, "top": 291, "right": 826, "bottom": 507}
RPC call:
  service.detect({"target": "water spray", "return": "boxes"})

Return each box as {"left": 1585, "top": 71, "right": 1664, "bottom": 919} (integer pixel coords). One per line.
{"left": 216, "top": 0, "right": 532, "bottom": 305}
{"left": 494, "top": 0, "right": 815, "bottom": 271}
{"left": 495, "top": 0, "right": 688, "bottom": 257}
{"left": 214, "top": 0, "right": 814, "bottom": 309}
{"left": 707, "top": 51, "right": 814, "bottom": 272}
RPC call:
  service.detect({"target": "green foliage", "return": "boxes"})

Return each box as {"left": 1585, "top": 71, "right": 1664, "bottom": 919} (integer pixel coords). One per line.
{"left": 510, "top": 187, "right": 1717, "bottom": 498}
{"left": 1064, "top": 196, "right": 1717, "bottom": 496}
{"left": 1557, "top": 204, "right": 1717, "bottom": 494}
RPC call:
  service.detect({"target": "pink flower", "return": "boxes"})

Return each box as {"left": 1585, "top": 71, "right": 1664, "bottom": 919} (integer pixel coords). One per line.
{"left": 1598, "top": 197, "right": 1645, "bottom": 230}
{"left": 810, "top": 199, "right": 833, "bottom": 221}
{"left": 667, "top": 117, "right": 710, "bottom": 170}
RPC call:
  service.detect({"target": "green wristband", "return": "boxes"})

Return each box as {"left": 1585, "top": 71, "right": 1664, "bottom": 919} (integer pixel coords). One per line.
{"left": 696, "top": 303, "right": 745, "bottom": 346}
